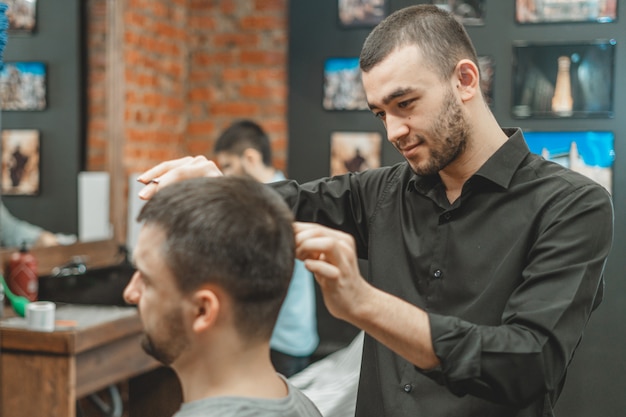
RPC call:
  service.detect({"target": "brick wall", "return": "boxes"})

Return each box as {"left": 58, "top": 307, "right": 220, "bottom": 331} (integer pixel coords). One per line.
{"left": 85, "top": 0, "right": 108, "bottom": 171}
{"left": 85, "top": 0, "right": 289, "bottom": 174}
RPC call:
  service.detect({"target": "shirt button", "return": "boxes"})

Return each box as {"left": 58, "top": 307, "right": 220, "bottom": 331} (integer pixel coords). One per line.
{"left": 403, "top": 384, "right": 413, "bottom": 393}
{"left": 443, "top": 212, "right": 452, "bottom": 220}
{"left": 433, "top": 269, "right": 442, "bottom": 278}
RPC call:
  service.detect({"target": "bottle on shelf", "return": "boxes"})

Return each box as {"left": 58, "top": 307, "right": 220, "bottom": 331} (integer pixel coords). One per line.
{"left": 6, "top": 241, "right": 39, "bottom": 302}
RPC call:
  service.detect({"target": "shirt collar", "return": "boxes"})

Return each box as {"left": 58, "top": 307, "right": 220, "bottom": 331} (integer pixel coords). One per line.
{"left": 269, "top": 170, "right": 286, "bottom": 183}
{"left": 409, "top": 128, "right": 530, "bottom": 193}
{"left": 473, "top": 128, "right": 530, "bottom": 189}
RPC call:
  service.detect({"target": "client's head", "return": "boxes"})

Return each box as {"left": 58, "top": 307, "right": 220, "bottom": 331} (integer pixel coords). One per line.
{"left": 123, "top": 176, "right": 295, "bottom": 366}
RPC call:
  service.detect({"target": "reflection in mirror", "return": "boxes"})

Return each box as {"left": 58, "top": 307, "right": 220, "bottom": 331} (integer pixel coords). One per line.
{"left": 0, "top": 201, "right": 76, "bottom": 248}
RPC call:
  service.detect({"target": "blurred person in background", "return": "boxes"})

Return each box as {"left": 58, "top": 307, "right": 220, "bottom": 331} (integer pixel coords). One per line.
{"left": 213, "top": 120, "right": 319, "bottom": 377}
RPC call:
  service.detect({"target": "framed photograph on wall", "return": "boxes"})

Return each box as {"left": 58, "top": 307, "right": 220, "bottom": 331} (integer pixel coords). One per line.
{"left": 511, "top": 39, "right": 616, "bottom": 119}
{"left": 478, "top": 55, "right": 495, "bottom": 107}
{"left": 1, "top": 129, "right": 41, "bottom": 196}
{"left": 338, "top": 0, "right": 386, "bottom": 28}
{"left": 323, "top": 57, "right": 368, "bottom": 111}
{"left": 516, "top": 0, "right": 617, "bottom": 24}
{"left": 0, "top": 61, "right": 47, "bottom": 111}
{"left": 523, "top": 131, "right": 614, "bottom": 194}
{"left": 5, "top": 0, "right": 37, "bottom": 33}
{"left": 431, "top": 0, "right": 486, "bottom": 25}
{"left": 330, "top": 131, "right": 382, "bottom": 176}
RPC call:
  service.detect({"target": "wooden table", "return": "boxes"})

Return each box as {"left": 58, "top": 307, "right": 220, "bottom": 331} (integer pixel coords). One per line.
{"left": 0, "top": 304, "right": 160, "bottom": 417}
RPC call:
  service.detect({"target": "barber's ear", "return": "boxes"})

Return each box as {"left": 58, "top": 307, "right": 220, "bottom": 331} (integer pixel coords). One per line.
{"left": 191, "top": 289, "right": 220, "bottom": 333}
{"left": 454, "top": 59, "right": 480, "bottom": 102}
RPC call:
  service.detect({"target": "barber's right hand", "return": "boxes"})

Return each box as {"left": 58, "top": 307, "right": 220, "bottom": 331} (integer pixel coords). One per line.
{"left": 137, "top": 156, "right": 223, "bottom": 200}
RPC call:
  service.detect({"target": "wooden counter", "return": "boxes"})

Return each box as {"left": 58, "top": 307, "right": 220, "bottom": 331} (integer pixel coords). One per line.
{"left": 0, "top": 238, "right": 126, "bottom": 278}
{"left": 0, "top": 304, "right": 160, "bottom": 417}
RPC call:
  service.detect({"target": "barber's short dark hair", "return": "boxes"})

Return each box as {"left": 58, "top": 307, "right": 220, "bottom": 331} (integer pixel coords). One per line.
{"left": 138, "top": 176, "right": 295, "bottom": 340}
{"left": 360, "top": 5, "right": 479, "bottom": 80}
{"left": 214, "top": 120, "right": 273, "bottom": 167}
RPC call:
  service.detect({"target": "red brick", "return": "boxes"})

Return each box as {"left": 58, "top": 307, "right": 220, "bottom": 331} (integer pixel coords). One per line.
{"left": 254, "top": 68, "right": 285, "bottom": 81}
{"left": 213, "top": 33, "right": 259, "bottom": 48}
{"left": 187, "top": 120, "right": 216, "bottom": 136}
{"left": 240, "top": 15, "right": 285, "bottom": 30}
{"left": 254, "top": 0, "right": 287, "bottom": 12}
{"left": 186, "top": 139, "right": 213, "bottom": 156}
{"left": 188, "top": 87, "right": 213, "bottom": 102}
{"left": 240, "top": 84, "right": 280, "bottom": 100}
{"left": 240, "top": 50, "right": 285, "bottom": 66}
{"left": 210, "top": 102, "right": 259, "bottom": 116}
{"left": 167, "top": 97, "right": 187, "bottom": 112}
{"left": 189, "top": 15, "right": 217, "bottom": 30}
{"left": 124, "top": 11, "right": 148, "bottom": 28}
{"left": 193, "top": 51, "right": 237, "bottom": 66}
{"left": 220, "top": 0, "right": 237, "bottom": 14}
{"left": 154, "top": 22, "right": 188, "bottom": 42}
{"left": 222, "top": 68, "right": 251, "bottom": 82}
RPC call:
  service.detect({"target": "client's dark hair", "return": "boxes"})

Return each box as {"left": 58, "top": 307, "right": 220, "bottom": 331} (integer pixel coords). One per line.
{"left": 138, "top": 176, "right": 295, "bottom": 340}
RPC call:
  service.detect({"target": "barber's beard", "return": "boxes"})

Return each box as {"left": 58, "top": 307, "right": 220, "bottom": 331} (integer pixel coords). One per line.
{"left": 411, "top": 89, "right": 470, "bottom": 177}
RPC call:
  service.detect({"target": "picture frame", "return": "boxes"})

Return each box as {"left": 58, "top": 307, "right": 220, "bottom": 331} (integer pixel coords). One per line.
{"left": 523, "top": 130, "right": 614, "bottom": 194}
{"left": 516, "top": 0, "right": 617, "bottom": 24}
{"left": 0, "top": 61, "right": 47, "bottom": 111}
{"left": 478, "top": 55, "right": 495, "bottom": 107}
{"left": 1, "top": 129, "right": 41, "bottom": 196}
{"left": 338, "top": 0, "right": 386, "bottom": 28}
{"left": 5, "top": 0, "right": 37, "bottom": 34}
{"left": 431, "top": 0, "right": 486, "bottom": 26}
{"left": 323, "top": 57, "right": 368, "bottom": 111}
{"left": 511, "top": 39, "right": 616, "bottom": 119}
{"left": 330, "top": 131, "right": 382, "bottom": 176}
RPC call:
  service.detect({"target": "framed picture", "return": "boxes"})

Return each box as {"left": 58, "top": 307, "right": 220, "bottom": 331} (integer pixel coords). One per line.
{"left": 1, "top": 129, "right": 41, "bottom": 196}
{"left": 516, "top": 0, "right": 617, "bottom": 24}
{"left": 512, "top": 40, "right": 616, "bottom": 119}
{"left": 323, "top": 57, "right": 368, "bottom": 111}
{"left": 524, "top": 131, "right": 614, "bottom": 194}
{"left": 338, "top": 0, "right": 386, "bottom": 28}
{"left": 330, "top": 131, "right": 382, "bottom": 176}
{"left": 478, "top": 55, "right": 495, "bottom": 107}
{"left": 0, "top": 61, "right": 47, "bottom": 111}
{"left": 431, "top": 0, "right": 486, "bottom": 25}
{"left": 5, "top": 0, "right": 37, "bottom": 33}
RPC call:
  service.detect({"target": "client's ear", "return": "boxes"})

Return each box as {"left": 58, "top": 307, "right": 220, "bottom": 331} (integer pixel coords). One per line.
{"left": 191, "top": 288, "right": 220, "bottom": 333}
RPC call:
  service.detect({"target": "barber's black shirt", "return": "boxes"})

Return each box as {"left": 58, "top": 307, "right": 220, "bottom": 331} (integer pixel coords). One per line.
{"left": 272, "top": 128, "right": 613, "bottom": 417}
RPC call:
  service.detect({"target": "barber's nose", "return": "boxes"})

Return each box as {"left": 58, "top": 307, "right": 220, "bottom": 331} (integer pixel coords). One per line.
{"left": 385, "top": 114, "right": 409, "bottom": 144}
{"left": 123, "top": 272, "right": 142, "bottom": 305}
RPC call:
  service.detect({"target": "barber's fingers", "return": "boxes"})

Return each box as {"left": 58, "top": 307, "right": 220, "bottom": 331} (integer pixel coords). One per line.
{"left": 137, "top": 156, "right": 223, "bottom": 200}
{"left": 303, "top": 258, "right": 341, "bottom": 280}
{"left": 294, "top": 222, "right": 355, "bottom": 247}
{"left": 294, "top": 222, "right": 356, "bottom": 264}
{"left": 137, "top": 156, "right": 195, "bottom": 184}
{"left": 138, "top": 155, "right": 223, "bottom": 183}
{"left": 295, "top": 222, "right": 368, "bottom": 322}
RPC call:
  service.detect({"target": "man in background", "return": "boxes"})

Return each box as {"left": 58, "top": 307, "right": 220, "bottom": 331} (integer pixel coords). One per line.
{"left": 123, "top": 176, "right": 322, "bottom": 417}
{"left": 213, "top": 120, "right": 319, "bottom": 377}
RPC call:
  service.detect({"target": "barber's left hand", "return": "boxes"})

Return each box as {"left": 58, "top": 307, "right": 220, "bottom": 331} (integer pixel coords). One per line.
{"left": 294, "top": 222, "right": 373, "bottom": 323}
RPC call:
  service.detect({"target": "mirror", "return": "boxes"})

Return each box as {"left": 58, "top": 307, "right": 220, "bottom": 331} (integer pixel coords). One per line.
{"left": 1, "top": 0, "right": 85, "bottom": 249}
